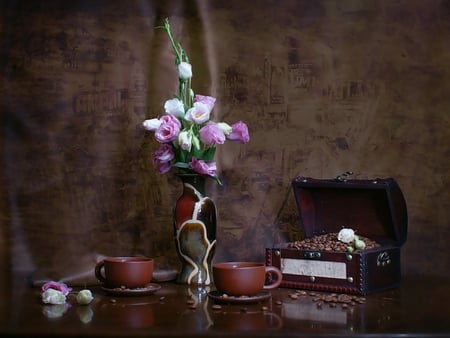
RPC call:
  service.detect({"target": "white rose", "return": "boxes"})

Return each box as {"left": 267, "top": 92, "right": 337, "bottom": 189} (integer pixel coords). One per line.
{"left": 185, "top": 103, "right": 210, "bottom": 124}
{"left": 164, "top": 98, "right": 185, "bottom": 117}
{"left": 76, "top": 289, "right": 94, "bottom": 305}
{"left": 337, "top": 228, "right": 355, "bottom": 243}
{"left": 42, "top": 289, "right": 67, "bottom": 305}
{"left": 178, "top": 130, "right": 192, "bottom": 151}
{"left": 143, "top": 118, "right": 161, "bottom": 131}
{"left": 178, "top": 61, "right": 192, "bottom": 80}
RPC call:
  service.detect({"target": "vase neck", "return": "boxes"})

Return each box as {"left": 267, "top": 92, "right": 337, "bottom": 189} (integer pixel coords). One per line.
{"left": 178, "top": 174, "right": 206, "bottom": 195}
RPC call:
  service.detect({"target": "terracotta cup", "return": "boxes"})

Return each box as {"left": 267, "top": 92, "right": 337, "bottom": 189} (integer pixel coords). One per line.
{"left": 212, "top": 262, "right": 282, "bottom": 296}
{"left": 95, "top": 256, "right": 153, "bottom": 288}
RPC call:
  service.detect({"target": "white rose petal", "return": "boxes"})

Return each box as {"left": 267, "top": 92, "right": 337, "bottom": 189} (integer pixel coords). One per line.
{"left": 42, "top": 289, "right": 67, "bottom": 305}
{"left": 337, "top": 228, "right": 355, "bottom": 243}
{"left": 76, "top": 289, "right": 94, "bottom": 305}
{"left": 143, "top": 118, "right": 161, "bottom": 131}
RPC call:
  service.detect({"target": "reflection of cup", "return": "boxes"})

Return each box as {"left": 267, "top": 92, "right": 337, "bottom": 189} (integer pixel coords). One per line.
{"left": 96, "top": 298, "right": 155, "bottom": 329}
{"left": 212, "top": 311, "right": 282, "bottom": 331}
{"left": 95, "top": 256, "right": 153, "bottom": 288}
{"left": 212, "top": 262, "right": 282, "bottom": 296}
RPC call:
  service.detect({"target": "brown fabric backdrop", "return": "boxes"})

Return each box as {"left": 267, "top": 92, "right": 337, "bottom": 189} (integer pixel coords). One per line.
{"left": 1, "top": 0, "right": 449, "bottom": 285}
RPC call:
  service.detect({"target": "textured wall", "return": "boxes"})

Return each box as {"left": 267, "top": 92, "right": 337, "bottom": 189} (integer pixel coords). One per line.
{"left": 1, "top": 0, "right": 449, "bottom": 284}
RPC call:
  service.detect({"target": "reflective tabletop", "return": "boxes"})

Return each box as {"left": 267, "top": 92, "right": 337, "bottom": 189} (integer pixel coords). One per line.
{"left": 1, "top": 273, "right": 449, "bottom": 337}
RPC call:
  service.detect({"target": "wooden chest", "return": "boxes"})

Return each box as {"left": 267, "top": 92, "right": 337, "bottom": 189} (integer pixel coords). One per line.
{"left": 266, "top": 176, "right": 408, "bottom": 295}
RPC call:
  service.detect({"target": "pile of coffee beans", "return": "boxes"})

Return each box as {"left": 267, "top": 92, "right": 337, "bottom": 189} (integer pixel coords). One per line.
{"left": 288, "top": 233, "right": 379, "bottom": 252}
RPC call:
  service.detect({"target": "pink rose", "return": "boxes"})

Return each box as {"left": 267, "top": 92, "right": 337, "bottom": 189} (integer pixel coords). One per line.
{"left": 157, "top": 161, "right": 172, "bottom": 174}
{"left": 152, "top": 144, "right": 175, "bottom": 174}
{"left": 41, "top": 281, "right": 72, "bottom": 296}
{"left": 199, "top": 122, "right": 226, "bottom": 146}
{"left": 227, "top": 121, "right": 250, "bottom": 143}
{"left": 155, "top": 114, "right": 181, "bottom": 143}
{"left": 194, "top": 95, "right": 216, "bottom": 112}
{"left": 189, "top": 157, "right": 217, "bottom": 177}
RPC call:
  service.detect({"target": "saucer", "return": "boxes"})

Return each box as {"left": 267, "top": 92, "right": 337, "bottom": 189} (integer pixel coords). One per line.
{"left": 207, "top": 291, "right": 271, "bottom": 304}
{"left": 101, "top": 283, "right": 161, "bottom": 296}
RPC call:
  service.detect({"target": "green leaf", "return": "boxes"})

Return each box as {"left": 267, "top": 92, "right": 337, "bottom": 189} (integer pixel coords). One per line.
{"left": 202, "top": 147, "right": 216, "bottom": 161}
{"left": 173, "top": 162, "right": 190, "bottom": 169}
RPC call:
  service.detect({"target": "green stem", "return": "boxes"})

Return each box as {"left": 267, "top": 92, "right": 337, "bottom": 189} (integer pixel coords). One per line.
{"left": 157, "top": 18, "right": 193, "bottom": 109}
{"left": 159, "top": 18, "right": 182, "bottom": 63}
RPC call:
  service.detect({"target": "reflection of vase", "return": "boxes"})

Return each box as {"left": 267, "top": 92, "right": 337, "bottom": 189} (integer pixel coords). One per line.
{"left": 174, "top": 174, "right": 216, "bottom": 285}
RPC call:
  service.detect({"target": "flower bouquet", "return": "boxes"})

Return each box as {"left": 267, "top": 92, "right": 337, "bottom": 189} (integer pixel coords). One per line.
{"left": 143, "top": 18, "right": 249, "bottom": 184}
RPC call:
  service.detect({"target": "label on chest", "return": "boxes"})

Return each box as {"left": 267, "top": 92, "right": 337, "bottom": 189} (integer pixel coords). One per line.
{"left": 281, "top": 258, "right": 347, "bottom": 280}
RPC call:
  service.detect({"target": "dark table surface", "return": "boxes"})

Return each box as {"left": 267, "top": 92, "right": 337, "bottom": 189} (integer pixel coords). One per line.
{"left": 1, "top": 273, "right": 450, "bottom": 338}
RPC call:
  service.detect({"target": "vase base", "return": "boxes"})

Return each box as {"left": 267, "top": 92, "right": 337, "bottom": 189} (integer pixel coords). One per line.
{"left": 176, "top": 270, "right": 212, "bottom": 286}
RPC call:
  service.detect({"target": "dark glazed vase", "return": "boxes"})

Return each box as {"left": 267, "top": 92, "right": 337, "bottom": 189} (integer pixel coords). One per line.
{"left": 174, "top": 174, "right": 216, "bottom": 285}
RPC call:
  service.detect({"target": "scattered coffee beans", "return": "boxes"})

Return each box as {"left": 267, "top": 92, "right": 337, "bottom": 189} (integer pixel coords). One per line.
{"left": 309, "top": 292, "right": 366, "bottom": 308}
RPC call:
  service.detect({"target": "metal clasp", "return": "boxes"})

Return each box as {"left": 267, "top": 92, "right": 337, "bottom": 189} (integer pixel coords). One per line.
{"left": 336, "top": 171, "right": 353, "bottom": 182}
{"left": 377, "top": 251, "right": 391, "bottom": 266}
{"left": 304, "top": 251, "right": 321, "bottom": 259}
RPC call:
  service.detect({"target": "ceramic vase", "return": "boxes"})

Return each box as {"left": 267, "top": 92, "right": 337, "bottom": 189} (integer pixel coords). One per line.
{"left": 173, "top": 174, "right": 216, "bottom": 285}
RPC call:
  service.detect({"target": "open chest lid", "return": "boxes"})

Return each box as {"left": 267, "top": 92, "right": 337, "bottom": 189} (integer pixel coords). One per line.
{"left": 291, "top": 176, "right": 408, "bottom": 246}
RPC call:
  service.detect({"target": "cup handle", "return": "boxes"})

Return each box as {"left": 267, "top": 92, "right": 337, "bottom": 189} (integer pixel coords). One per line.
{"left": 94, "top": 261, "right": 107, "bottom": 284}
{"left": 263, "top": 265, "right": 282, "bottom": 290}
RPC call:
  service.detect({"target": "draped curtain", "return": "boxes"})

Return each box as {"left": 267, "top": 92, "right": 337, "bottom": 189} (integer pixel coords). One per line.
{"left": 1, "top": 0, "right": 449, "bottom": 285}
